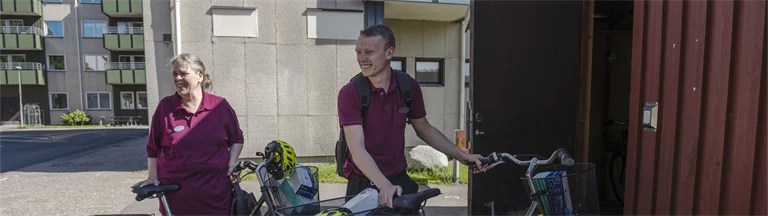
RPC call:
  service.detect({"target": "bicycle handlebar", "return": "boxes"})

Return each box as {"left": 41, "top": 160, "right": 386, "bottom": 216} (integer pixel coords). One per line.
{"left": 467, "top": 148, "right": 575, "bottom": 170}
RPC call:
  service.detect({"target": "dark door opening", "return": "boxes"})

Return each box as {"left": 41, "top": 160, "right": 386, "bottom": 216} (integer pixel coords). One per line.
{"left": 1, "top": 97, "right": 20, "bottom": 122}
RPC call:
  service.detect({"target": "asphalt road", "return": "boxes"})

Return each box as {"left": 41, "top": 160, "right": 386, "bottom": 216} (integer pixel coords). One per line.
{"left": 0, "top": 128, "right": 148, "bottom": 172}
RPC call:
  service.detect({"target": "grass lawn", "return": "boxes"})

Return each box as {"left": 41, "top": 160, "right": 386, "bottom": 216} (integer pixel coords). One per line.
{"left": 240, "top": 161, "right": 470, "bottom": 185}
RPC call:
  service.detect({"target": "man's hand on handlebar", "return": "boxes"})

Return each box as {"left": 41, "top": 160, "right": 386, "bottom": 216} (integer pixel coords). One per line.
{"left": 458, "top": 153, "right": 489, "bottom": 174}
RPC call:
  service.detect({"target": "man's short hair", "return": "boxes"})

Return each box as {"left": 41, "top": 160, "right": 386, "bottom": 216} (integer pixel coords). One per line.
{"left": 360, "top": 24, "right": 396, "bottom": 49}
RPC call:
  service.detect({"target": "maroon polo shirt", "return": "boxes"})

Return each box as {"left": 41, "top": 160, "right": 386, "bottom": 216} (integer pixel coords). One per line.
{"left": 146, "top": 90, "right": 244, "bottom": 216}
{"left": 337, "top": 69, "right": 427, "bottom": 178}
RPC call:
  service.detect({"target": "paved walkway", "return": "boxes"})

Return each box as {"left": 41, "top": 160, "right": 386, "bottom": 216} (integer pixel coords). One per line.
{"left": 0, "top": 135, "right": 469, "bottom": 216}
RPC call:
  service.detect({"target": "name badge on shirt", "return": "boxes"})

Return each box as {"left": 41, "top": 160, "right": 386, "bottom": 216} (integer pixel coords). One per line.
{"left": 174, "top": 125, "right": 185, "bottom": 132}
{"left": 398, "top": 107, "right": 410, "bottom": 114}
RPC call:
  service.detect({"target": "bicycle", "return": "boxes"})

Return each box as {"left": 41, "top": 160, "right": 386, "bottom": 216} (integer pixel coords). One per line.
{"left": 468, "top": 148, "right": 600, "bottom": 216}
{"left": 130, "top": 150, "right": 441, "bottom": 216}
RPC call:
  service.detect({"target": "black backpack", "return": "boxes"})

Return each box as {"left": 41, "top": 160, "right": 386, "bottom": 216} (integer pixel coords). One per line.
{"left": 335, "top": 69, "right": 414, "bottom": 177}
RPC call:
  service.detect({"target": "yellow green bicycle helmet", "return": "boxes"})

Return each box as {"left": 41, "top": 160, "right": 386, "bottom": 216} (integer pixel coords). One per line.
{"left": 264, "top": 140, "right": 296, "bottom": 180}
{"left": 314, "top": 207, "right": 353, "bottom": 216}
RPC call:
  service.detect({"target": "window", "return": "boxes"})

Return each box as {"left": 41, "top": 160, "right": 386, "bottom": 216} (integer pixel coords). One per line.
{"left": 0, "top": 19, "right": 23, "bottom": 27}
{"left": 117, "top": 22, "right": 143, "bottom": 34}
{"left": 415, "top": 58, "right": 444, "bottom": 85}
{"left": 47, "top": 55, "right": 65, "bottom": 71}
{"left": 391, "top": 57, "right": 406, "bottom": 72}
{"left": 42, "top": 0, "right": 63, "bottom": 2}
{"left": 83, "top": 55, "right": 108, "bottom": 71}
{"left": 306, "top": 9, "right": 363, "bottom": 40}
{"left": 86, "top": 92, "right": 111, "bottom": 110}
{"left": 82, "top": 21, "right": 106, "bottom": 37}
{"left": 49, "top": 93, "right": 68, "bottom": 110}
{"left": 1, "top": 55, "right": 25, "bottom": 63}
{"left": 81, "top": 0, "right": 100, "bottom": 3}
{"left": 45, "top": 21, "right": 64, "bottom": 37}
{"left": 137, "top": 92, "right": 148, "bottom": 109}
{"left": 120, "top": 92, "right": 135, "bottom": 109}
{"left": 212, "top": 8, "right": 258, "bottom": 37}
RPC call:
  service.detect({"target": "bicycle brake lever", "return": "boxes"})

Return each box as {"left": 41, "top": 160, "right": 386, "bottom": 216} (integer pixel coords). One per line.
{"left": 481, "top": 161, "right": 505, "bottom": 172}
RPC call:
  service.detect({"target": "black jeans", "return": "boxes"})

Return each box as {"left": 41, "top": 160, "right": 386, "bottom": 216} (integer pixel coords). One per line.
{"left": 345, "top": 171, "right": 421, "bottom": 215}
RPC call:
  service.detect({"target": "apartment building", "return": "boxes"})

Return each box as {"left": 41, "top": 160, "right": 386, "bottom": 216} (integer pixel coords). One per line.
{"left": 143, "top": 0, "right": 471, "bottom": 157}
{"left": 1, "top": 0, "right": 147, "bottom": 125}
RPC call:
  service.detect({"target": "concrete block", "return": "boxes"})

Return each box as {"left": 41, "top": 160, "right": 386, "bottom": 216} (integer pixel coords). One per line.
{"left": 83, "top": 72, "right": 110, "bottom": 92}
{"left": 236, "top": 115, "right": 248, "bottom": 143}
{"left": 213, "top": 42, "right": 246, "bottom": 114}
{"left": 308, "top": 116, "right": 338, "bottom": 155}
{"left": 443, "top": 58, "right": 460, "bottom": 115}
{"left": 399, "top": 20, "right": 423, "bottom": 57}
{"left": 308, "top": 43, "right": 338, "bottom": 116}
{"left": 181, "top": 0, "right": 212, "bottom": 42}
{"left": 246, "top": 115, "right": 278, "bottom": 157}
{"left": 405, "top": 124, "right": 424, "bottom": 147}
{"left": 336, "top": 43, "right": 359, "bottom": 92}
{"left": 246, "top": 0, "right": 276, "bottom": 44}
{"left": 308, "top": 0, "right": 335, "bottom": 9}
{"left": 213, "top": 0, "right": 243, "bottom": 7}
{"left": 421, "top": 87, "right": 445, "bottom": 119}
{"left": 444, "top": 22, "right": 461, "bottom": 59}
{"left": 422, "top": 21, "right": 446, "bottom": 58}
{"left": 336, "top": 0, "right": 363, "bottom": 10}
{"left": 213, "top": 36, "right": 246, "bottom": 43}
{"left": 276, "top": 0, "right": 307, "bottom": 45}
{"left": 443, "top": 113, "right": 460, "bottom": 142}
{"left": 279, "top": 116, "right": 309, "bottom": 155}
{"left": 245, "top": 43, "right": 278, "bottom": 116}
{"left": 144, "top": 0, "right": 172, "bottom": 42}
{"left": 277, "top": 44, "right": 308, "bottom": 115}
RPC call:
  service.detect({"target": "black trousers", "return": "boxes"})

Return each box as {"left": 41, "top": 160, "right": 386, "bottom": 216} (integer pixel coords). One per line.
{"left": 345, "top": 171, "right": 421, "bottom": 215}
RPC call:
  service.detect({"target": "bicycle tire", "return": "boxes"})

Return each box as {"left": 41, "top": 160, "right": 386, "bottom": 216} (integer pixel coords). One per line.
{"left": 608, "top": 152, "right": 626, "bottom": 205}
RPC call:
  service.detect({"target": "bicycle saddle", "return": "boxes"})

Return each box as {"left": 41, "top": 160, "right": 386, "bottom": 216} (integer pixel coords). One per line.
{"left": 132, "top": 184, "right": 180, "bottom": 201}
{"left": 392, "top": 188, "right": 441, "bottom": 211}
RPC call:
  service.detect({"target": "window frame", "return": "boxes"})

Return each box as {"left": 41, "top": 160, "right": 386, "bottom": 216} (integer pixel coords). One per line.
{"left": 49, "top": 92, "right": 69, "bottom": 111}
{"left": 80, "top": 0, "right": 101, "bottom": 4}
{"left": 136, "top": 91, "right": 148, "bottom": 110}
{"left": 120, "top": 91, "right": 135, "bottom": 110}
{"left": 85, "top": 92, "right": 112, "bottom": 110}
{"left": 44, "top": 20, "right": 64, "bottom": 37}
{"left": 414, "top": 58, "right": 445, "bottom": 86}
{"left": 47, "top": 55, "right": 66, "bottom": 71}
{"left": 390, "top": 57, "right": 407, "bottom": 72}
{"left": 81, "top": 20, "right": 107, "bottom": 38}
{"left": 83, "top": 54, "right": 109, "bottom": 71}
{"left": 42, "top": 0, "right": 63, "bottom": 2}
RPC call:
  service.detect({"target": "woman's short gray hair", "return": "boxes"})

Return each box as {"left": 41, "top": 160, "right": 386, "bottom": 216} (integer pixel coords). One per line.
{"left": 170, "top": 53, "right": 212, "bottom": 91}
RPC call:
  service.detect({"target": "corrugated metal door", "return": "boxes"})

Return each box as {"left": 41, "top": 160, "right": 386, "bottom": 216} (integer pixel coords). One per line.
{"left": 625, "top": 0, "right": 766, "bottom": 215}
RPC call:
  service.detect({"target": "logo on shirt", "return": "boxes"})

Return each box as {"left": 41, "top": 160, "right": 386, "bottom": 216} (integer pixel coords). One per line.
{"left": 398, "top": 107, "right": 410, "bottom": 114}
{"left": 173, "top": 125, "right": 185, "bottom": 132}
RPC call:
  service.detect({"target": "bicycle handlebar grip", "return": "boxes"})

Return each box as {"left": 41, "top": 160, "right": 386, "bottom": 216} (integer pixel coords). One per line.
{"left": 467, "top": 157, "right": 492, "bottom": 169}
{"left": 557, "top": 148, "right": 575, "bottom": 166}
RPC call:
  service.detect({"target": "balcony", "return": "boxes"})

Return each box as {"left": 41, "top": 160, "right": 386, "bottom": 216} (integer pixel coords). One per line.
{"left": 0, "top": 0, "right": 43, "bottom": 16}
{"left": 1, "top": 26, "right": 44, "bottom": 50}
{"left": 103, "top": 27, "right": 144, "bottom": 51}
{"left": 102, "top": 0, "right": 142, "bottom": 18}
{"left": 0, "top": 62, "right": 45, "bottom": 85}
{"left": 106, "top": 62, "right": 145, "bottom": 85}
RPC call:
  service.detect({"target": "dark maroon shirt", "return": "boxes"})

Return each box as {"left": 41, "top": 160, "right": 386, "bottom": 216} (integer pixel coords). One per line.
{"left": 337, "top": 69, "right": 427, "bottom": 178}
{"left": 147, "top": 90, "right": 244, "bottom": 215}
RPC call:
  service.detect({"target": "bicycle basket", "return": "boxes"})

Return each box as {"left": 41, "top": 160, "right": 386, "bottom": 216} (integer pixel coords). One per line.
{"left": 278, "top": 195, "right": 392, "bottom": 216}
{"left": 260, "top": 165, "right": 322, "bottom": 215}
{"left": 520, "top": 163, "right": 599, "bottom": 216}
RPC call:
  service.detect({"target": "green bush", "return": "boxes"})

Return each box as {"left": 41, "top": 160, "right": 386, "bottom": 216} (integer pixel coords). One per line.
{"left": 61, "top": 109, "right": 91, "bottom": 126}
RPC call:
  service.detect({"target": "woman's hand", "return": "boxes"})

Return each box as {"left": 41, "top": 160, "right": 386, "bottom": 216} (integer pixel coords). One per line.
{"left": 132, "top": 176, "right": 160, "bottom": 188}
{"left": 459, "top": 153, "right": 489, "bottom": 174}
{"left": 228, "top": 161, "right": 241, "bottom": 180}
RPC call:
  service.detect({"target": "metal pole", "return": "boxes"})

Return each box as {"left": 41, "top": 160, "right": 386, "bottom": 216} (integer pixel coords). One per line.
{"left": 16, "top": 66, "right": 24, "bottom": 127}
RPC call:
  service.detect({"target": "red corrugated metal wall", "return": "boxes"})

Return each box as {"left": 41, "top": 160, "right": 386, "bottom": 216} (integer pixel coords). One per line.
{"left": 625, "top": 0, "right": 767, "bottom": 215}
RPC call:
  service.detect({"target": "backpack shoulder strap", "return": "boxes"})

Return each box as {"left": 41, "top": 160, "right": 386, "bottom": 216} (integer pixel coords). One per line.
{"left": 394, "top": 69, "right": 414, "bottom": 124}
{"left": 350, "top": 72, "right": 371, "bottom": 122}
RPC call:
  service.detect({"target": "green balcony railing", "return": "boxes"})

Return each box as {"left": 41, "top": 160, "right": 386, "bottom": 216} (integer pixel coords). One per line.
{"left": 103, "top": 27, "right": 144, "bottom": 51}
{"left": 0, "top": 62, "right": 45, "bottom": 85}
{"left": 1, "top": 26, "right": 44, "bottom": 50}
{"left": 106, "top": 62, "right": 145, "bottom": 84}
{"left": 0, "top": 0, "right": 43, "bottom": 16}
{"left": 102, "top": 0, "right": 142, "bottom": 17}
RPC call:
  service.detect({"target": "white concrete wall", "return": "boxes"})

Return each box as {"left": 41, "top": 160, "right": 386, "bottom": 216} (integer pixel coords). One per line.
{"left": 43, "top": 0, "right": 113, "bottom": 124}
{"left": 145, "top": 0, "right": 467, "bottom": 158}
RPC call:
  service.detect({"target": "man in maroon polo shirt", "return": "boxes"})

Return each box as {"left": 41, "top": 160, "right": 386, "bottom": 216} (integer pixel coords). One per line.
{"left": 337, "top": 24, "right": 487, "bottom": 210}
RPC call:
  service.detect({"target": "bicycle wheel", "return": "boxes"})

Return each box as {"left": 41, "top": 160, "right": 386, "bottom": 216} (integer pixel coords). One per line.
{"left": 608, "top": 152, "right": 626, "bottom": 205}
